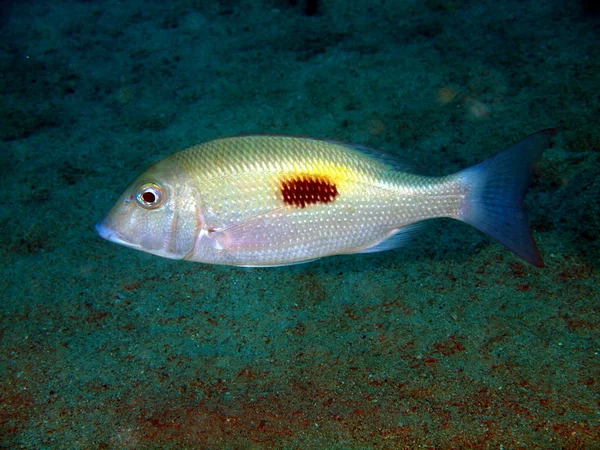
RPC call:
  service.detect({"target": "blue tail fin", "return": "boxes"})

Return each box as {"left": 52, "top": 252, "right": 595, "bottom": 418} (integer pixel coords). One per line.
{"left": 458, "top": 129, "right": 556, "bottom": 267}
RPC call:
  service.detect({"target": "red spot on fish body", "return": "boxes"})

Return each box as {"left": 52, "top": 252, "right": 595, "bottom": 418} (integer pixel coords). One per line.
{"left": 280, "top": 175, "right": 338, "bottom": 208}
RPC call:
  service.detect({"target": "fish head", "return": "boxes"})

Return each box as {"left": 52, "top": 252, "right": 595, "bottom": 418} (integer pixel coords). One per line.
{"left": 95, "top": 157, "right": 199, "bottom": 260}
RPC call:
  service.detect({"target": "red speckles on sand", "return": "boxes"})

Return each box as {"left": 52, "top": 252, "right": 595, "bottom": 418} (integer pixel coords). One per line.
{"left": 433, "top": 335, "right": 466, "bottom": 356}
{"left": 0, "top": 389, "right": 34, "bottom": 435}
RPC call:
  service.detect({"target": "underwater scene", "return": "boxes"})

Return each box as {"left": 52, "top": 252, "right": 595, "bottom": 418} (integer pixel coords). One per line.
{"left": 1, "top": 0, "right": 599, "bottom": 448}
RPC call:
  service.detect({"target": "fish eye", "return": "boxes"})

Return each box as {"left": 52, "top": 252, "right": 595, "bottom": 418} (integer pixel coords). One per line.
{"left": 136, "top": 183, "right": 165, "bottom": 209}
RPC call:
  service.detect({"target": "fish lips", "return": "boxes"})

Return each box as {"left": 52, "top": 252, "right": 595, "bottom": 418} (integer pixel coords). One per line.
{"left": 95, "top": 218, "right": 143, "bottom": 251}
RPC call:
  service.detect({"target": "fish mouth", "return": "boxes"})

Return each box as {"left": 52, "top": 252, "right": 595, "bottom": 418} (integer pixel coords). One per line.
{"left": 95, "top": 219, "right": 142, "bottom": 250}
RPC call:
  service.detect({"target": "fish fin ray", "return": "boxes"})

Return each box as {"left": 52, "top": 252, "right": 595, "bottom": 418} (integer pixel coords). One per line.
{"left": 458, "top": 128, "right": 556, "bottom": 267}
{"left": 235, "top": 258, "right": 320, "bottom": 268}
{"left": 334, "top": 141, "right": 425, "bottom": 174}
{"left": 211, "top": 207, "right": 288, "bottom": 249}
{"left": 355, "top": 223, "right": 422, "bottom": 254}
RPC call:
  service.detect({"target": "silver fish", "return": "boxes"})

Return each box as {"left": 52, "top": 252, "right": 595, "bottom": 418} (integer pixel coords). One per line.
{"left": 96, "top": 130, "right": 555, "bottom": 267}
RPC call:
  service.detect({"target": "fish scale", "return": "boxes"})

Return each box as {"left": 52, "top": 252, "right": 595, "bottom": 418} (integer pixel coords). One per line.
{"left": 177, "top": 137, "right": 442, "bottom": 265}
{"left": 96, "top": 130, "right": 555, "bottom": 267}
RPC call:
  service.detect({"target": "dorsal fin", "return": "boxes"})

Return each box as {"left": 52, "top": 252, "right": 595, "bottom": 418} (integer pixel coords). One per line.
{"left": 330, "top": 141, "right": 424, "bottom": 174}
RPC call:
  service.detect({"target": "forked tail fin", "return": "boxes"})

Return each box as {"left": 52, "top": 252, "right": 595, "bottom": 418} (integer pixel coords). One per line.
{"left": 458, "top": 129, "right": 556, "bottom": 267}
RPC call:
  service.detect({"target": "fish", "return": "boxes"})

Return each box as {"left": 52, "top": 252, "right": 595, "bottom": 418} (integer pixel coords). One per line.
{"left": 96, "top": 129, "right": 555, "bottom": 267}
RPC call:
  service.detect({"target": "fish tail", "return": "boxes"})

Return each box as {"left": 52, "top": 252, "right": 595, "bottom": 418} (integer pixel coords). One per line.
{"left": 457, "top": 129, "right": 556, "bottom": 267}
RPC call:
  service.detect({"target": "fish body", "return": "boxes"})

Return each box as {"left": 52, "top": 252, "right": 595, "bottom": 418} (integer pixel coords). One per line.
{"left": 96, "top": 130, "right": 555, "bottom": 267}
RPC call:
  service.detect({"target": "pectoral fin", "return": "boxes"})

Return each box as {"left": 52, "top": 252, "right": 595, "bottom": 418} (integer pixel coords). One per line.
{"left": 211, "top": 207, "right": 287, "bottom": 251}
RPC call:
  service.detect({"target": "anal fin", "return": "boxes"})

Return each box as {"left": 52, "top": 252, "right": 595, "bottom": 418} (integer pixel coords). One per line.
{"left": 356, "top": 224, "right": 421, "bottom": 254}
